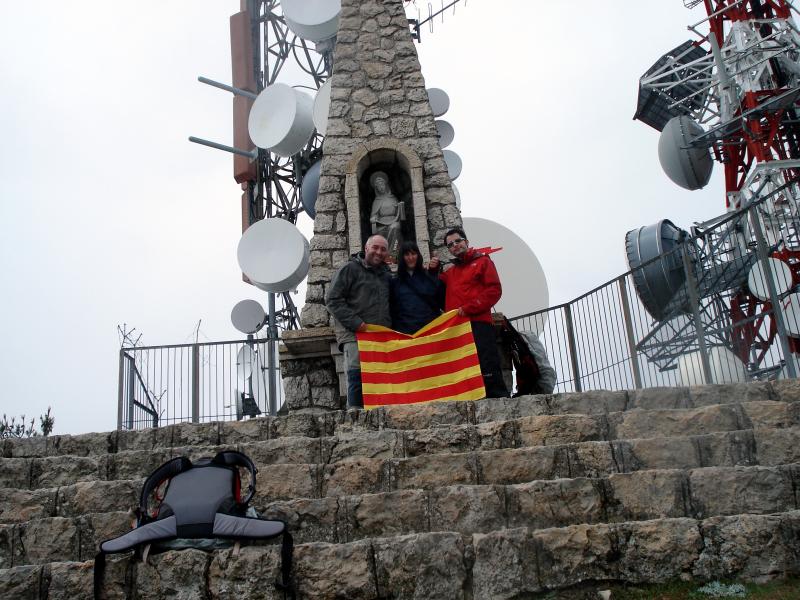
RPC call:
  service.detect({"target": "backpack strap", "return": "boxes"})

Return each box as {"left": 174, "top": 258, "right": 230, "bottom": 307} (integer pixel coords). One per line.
{"left": 275, "top": 529, "right": 295, "bottom": 600}
{"left": 139, "top": 456, "right": 192, "bottom": 522}
{"left": 212, "top": 450, "right": 257, "bottom": 504}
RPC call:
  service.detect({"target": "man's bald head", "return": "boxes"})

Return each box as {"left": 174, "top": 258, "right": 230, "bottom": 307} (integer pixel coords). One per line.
{"left": 364, "top": 235, "right": 388, "bottom": 267}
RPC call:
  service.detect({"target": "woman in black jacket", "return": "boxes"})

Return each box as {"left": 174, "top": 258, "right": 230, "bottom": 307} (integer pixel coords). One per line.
{"left": 390, "top": 240, "right": 445, "bottom": 334}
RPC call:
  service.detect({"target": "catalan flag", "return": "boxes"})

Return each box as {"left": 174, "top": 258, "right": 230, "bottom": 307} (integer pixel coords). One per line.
{"left": 356, "top": 310, "right": 486, "bottom": 409}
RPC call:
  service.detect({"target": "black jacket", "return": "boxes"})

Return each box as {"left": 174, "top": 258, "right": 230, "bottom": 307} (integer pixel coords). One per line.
{"left": 390, "top": 270, "right": 445, "bottom": 334}
{"left": 326, "top": 253, "right": 392, "bottom": 347}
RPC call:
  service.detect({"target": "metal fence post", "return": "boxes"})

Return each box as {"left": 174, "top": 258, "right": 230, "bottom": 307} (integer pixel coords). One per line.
{"left": 618, "top": 277, "right": 643, "bottom": 389}
{"left": 563, "top": 304, "right": 582, "bottom": 392}
{"left": 127, "top": 356, "right": 135, "bottom": 430}
{"left": 191, "top": 344, "right": 200, "bottom": 423}
{"left": 117, "top": 350, "right": 125, "bottom": 430}
{"left": 748, "top": 205, "right": 798, "bottom": 378}
{"left": 681, "top": 243, "right": 714, "bottom": 385}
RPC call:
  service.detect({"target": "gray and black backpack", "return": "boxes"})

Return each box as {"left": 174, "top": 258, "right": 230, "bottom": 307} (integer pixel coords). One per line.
{"left": 94, "top": 450, "right": 293, "bottom": 598}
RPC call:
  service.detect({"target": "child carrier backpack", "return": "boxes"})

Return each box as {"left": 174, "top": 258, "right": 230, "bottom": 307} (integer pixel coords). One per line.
{"left": 94, "top": 450, "right": 294, "bottom": 599}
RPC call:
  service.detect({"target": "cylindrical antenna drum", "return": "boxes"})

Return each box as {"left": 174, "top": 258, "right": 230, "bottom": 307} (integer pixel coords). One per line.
{"left": 248, "top": 83, "right": 315, "bottom": 157}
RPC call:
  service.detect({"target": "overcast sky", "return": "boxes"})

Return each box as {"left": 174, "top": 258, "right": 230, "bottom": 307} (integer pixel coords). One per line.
{"left": 0, "top": 2, "right": 728, "bottom": 434}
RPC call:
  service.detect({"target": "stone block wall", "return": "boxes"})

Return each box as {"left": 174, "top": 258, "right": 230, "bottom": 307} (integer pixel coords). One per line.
{"left": 301, "top": 0, "right": 460, "bottom": 329}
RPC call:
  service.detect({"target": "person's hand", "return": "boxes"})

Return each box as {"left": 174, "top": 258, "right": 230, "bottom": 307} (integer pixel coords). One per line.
{"left": 356, "top": 323, "right": 368, "bottom": 332}
{"left": 457, "top": 307, "right": 466, "bottom": 317}
{"left": 428, "top": 257, "right": 440, "bottom": 270}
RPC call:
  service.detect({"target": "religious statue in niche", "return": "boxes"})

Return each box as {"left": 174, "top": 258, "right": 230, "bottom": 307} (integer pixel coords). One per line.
{"left": 369, "top": 171, "right": 405, "bottom": 258}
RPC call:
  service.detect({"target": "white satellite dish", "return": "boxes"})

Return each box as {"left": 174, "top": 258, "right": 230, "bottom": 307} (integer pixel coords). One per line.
{"left": 747, "top": 258, "right": 793, "bottom": 301}
{"left": 442, "top": 149, "right": 462, "bottom": 181}
{"left": 435, "top": 119, "right": 454, "bottom": 148}
{"left": 427, "top": 88, "right": 450, "bottom": 117}
{"left": 231, "top": 299, "right": 266, "bottom": 334}
{"left": 282, "top": 0, "right": 341, "bottom": 43}
{"left": 237, "top": 218, "right": 310, "bottom": 292}
{"left": 452, "top": 182, "right": 461, "bottom": 209}
{"left": 461, "top": 217, "right": 549, "bottom": 328}
{"left": 248, "top": 83, "right": 315, "bottom": 157}
{"left": 677, "top": 346, "right": 747, "bottom": 386}
{"left": 780, "top": 292, "right": 800, "bottom": 337}
{"left": 658, "top": 115, "right": 713, "bottom": 191}
{"left": 301, "top": 159, "right": 322, "bottom": 219}
{"left": 236, "top": 345, "right": 257, "bottom": 384}
{"left": 313, "top": 79, "right": 332, "bottom": 136}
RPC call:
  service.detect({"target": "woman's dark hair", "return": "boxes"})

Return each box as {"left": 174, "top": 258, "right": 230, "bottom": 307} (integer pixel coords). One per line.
{"left": 397, "top": 240, "right": 423, "bottom": 276}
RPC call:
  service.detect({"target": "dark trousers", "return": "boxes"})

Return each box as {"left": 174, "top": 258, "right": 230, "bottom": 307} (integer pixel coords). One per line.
{"left": 471, "top": 320, "right": 510, "bottom": 398}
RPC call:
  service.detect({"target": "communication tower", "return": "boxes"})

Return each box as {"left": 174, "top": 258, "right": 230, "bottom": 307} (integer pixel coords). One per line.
{"left": 629, "top": 0, "right": 800, "bottom": 383}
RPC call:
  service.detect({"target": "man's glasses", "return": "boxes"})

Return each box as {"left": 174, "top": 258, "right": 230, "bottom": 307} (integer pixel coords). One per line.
{"left": 446, "top": 238, "right": 465, "bottom": 248}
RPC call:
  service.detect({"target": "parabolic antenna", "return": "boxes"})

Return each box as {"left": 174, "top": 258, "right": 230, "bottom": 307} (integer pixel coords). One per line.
{"left": 677, "top": 346, "right": 747, "bottom": 386}
{"left": 780, "top": 293, "right": 800, "bottom": 337}
{"left": 248, "top": 83, "right": 314, "bottom": 157}
{"left": 442, "top": 149, "right": 462, "bottom": 181}
{"left": 282, "top": 0, "right": 341, "bottom": 43}
{"left": 435, "top": 119, "right": 454, "bottom": 148}
{"left": 231, "top": 299, "right": 266, "bottom": 334}
{"left": 658, "top": 115, "right": 713, "bottom": 191}
{"left": 625, "top": 219, "right": 688, "bottom": 321}
{"left": 237, "top": 218, "right": 310, "bottom": 292}
{"left": 427, "top": 88, "right": 450, "bottom": 117}
{"left": 452, "top": 182, "right": 461, "bottom": 209}
{"left": 461, "top": 217, "right": 549, "bottom": 327}
{"left": 313, "top": 79, "right": 332, "bottom": 136}
{"left": 236, "top": 345, "right": 257, "bottom": 384}
{"left": 301, "top": 159, "right": 322, "bottom": 219}
{"left": 747, "top": 258, "right": 793, "bottom": 301}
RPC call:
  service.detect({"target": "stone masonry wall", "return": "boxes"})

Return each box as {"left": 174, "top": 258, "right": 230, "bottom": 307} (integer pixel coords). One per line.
{"left": 300, "top": 0, "right": 460, "bottom": 328}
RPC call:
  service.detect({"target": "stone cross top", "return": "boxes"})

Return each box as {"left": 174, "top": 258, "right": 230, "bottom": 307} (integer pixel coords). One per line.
{"left": 300, "top": 0, "right": 461, "bottom": 329}
{"left": 281, "top": 0, "right": 462, "bottom": 412}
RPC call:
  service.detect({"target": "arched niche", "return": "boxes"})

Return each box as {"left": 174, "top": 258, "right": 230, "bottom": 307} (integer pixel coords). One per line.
{"left": 344, "top": 139, "right": 430, "bottom": 263}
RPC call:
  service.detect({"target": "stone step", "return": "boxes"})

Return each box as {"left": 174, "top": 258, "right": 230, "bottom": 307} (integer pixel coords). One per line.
{"left": 2, "top": 463, "right": 797, "bottom": 568}
{"left": 5, "top": 380, "right": 797, "bottom": 461}
{"left": 2, "top": 510, "right": 799, "bottom": 599}
{"left": 2, "top": 426, "right": 798, "bottom": 526}
{"left": 3, "top": 401, "right": 798, "bottom": 493}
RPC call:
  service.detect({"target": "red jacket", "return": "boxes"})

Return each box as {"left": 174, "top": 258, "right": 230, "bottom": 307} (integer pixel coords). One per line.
{"left": 438, "top": 248, "right": 502, "bottom": 324}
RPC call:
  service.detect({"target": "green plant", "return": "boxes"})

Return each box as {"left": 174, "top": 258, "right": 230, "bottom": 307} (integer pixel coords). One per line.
{"left": 0, "top": 407, "right": 54, "bottom": 438}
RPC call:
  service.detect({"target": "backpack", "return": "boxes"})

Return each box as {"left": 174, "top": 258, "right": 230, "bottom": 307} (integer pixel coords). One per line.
{"left": 499, "top": 317, "right": 556, "bottom": 396}
{"left": 94, "top": 450, "right": 294, "bottom": 599}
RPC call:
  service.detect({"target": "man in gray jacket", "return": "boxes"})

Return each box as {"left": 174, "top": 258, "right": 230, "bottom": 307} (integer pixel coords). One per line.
{"left": 326, "top": 234, "right": 392, "bottom": 408}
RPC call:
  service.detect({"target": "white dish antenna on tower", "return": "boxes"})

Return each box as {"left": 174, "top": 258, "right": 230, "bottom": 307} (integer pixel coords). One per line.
{"left": 282, "top": 0, "right": 341, "bottom": 43}
{"left": 780, "top": 293, "right": 800, "bottom": 337}
{"left": 301, "top": 159, "right": 323, "bottom": 219}
{"left": 461, "top": 217, "right": 549, "bottom": 331}
{"left": 451, "top": 182, "right": 461, "bottom": 209}
{"left": 313, "top": 79, "right": 332, "bottom": 136}
{"left": 236, "top": 345, "right": 257, "bottom": 385}
{"left": 658, "top": 115, "right": 713, "bottom": 191}
{"left": 248, "top": 83, "right": 315, "bottom": 157}
{"left": 427, "top": 88, "right": 450, "bottom": 117}
{"left": 442, "top": 149, "right": 462, "bottom": 181}
{"left": 435, "top": 119, "right": 454, "bottom": 148}
{"left": 231, "top": 299, "right": 267, "bottom": 334}
{"left": 747, "top": 258, "right": 793, "bottom": 301}
{"left": 237, "top": 218, "right": 310, "bottom": 292}
{"left": 677, "top": 346, "right": 747, "bottom": 386}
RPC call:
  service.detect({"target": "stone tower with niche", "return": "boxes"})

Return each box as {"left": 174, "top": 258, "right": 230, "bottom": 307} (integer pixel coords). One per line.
{"left": 279, "top": 0, "right": 461, "bottom": 411}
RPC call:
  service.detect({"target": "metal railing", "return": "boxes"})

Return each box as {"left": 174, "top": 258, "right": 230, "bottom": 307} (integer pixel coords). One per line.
{"left": 509, "top": 188, "right": 800, "bottom": 394}
{"left": 118, "top": 337, "right": 283, "bottom": 430}
{"left": 119, "top": 186, "right": 800, "bottom": 428}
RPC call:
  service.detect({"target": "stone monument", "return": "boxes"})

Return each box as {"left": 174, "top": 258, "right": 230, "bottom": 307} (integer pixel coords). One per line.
{"left": 279, "top": 0, "right": 461, "bottom": 412}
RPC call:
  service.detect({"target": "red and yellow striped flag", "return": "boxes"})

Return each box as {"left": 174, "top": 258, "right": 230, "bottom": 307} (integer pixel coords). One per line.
{"left": 356, "top": 310, "right": 486, "bottom": 409}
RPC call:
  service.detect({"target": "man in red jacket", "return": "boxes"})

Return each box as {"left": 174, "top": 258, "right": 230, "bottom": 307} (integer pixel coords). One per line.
{"left": 429, "top": 227, "right": 510, "bottom": 398}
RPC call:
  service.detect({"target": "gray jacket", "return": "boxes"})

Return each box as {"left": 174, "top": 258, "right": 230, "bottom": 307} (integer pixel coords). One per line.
{"left": 325, "top": 253, "right": 392, "bottom": 347}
